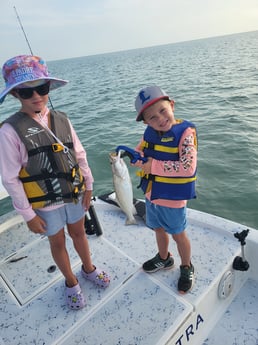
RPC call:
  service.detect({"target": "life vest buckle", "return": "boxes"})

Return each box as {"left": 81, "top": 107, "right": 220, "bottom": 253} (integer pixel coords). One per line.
{"left": 73, "top": 186, "right": 79, "bottom": 199}
{"left": 52, "top": 143, "right": 64, "bottom": 152}
{"left": 71, "top": 167, "right": 76, "bottom": 182}
{"left": 136, "top": 170, "right": 148, "bottom": 178}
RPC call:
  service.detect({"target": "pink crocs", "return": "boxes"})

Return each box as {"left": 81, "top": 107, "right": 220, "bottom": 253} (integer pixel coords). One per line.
{"left": 65, "top": 282, "right": 86, "bottom": 310}
{"left": 81, "top": 266, "right": 110, "bottom": 288}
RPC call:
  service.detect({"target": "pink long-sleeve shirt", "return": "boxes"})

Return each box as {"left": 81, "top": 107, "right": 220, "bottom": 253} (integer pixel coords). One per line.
{"left": 136, "top": 126, "right": 197, "bottom": 208}
{"left": 0, "top": 108, "right": 94, "bottom": 221}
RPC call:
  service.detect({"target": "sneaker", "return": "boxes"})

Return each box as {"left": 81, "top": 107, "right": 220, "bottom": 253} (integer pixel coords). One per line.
{"left": 142, "top": 252, "right": 174, "bottom": 273}
{"left": 178, "top": 263, "right": 194, "bottom": 294}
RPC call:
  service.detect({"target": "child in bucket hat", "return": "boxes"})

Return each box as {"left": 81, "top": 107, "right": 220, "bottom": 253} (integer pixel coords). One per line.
{"left": 132, "top": 85, "right": 197, "bottom": 294}
{"left": 0, "top": 55, "right": 110, "bottom": 309}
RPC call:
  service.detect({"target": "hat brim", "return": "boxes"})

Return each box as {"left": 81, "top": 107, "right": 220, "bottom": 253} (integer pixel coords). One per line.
{"left": 136, "top": 96, "right": 170, "bottom": 121}
{"left": 0, "top": 77, "right": 68, "bottom": 104}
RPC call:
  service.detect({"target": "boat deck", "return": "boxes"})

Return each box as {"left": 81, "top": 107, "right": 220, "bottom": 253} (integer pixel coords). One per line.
{"left": 0, "top": 198, "right": 258, "bottom": 345}
{"left": 204, "top": 278, "right": 258, "bottom": 345}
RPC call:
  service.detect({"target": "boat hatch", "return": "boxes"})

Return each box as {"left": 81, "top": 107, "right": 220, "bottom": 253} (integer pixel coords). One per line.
{"left": 0, "top": 235, "right": 80, "bottom": 305}
{"left": 57, "top": 271, "right": 193, "bottom": 345}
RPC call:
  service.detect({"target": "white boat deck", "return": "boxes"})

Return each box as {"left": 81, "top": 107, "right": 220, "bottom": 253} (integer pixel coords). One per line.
{"left": 0, "top": 198, "right": 258, "bottom": 345}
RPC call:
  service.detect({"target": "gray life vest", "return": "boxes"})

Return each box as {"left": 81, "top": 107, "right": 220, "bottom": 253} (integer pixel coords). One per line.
{"left": 3, "top": 110, "right": 85, "bottom": 209}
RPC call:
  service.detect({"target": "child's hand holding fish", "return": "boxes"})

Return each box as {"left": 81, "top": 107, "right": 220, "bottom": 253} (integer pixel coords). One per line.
{"left": 131, "top": 157, "right": 152, "bottom": 174}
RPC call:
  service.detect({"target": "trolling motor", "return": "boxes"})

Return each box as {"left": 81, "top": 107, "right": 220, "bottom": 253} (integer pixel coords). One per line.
{"left": 233, "top": 229, "right": 250, "bottom": 271}
{"left": 116, "top": 145, "right": 148, "bottom": 164}
{"left": 84, "top": 197, "right": 103, "bottom": 236}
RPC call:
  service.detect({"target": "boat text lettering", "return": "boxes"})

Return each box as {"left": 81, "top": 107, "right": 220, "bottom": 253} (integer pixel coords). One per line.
{"left": 175, "top": 314, "right": 204, "bottom": 345}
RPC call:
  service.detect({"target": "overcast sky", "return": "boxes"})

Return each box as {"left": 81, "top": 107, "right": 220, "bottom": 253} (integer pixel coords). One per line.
{"left": 0, "top": 0, "right": 258, "bottom": 66}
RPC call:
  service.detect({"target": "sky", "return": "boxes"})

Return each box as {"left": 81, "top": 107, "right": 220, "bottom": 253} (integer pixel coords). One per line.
{"left": 0, "top": 0, "right": 258, "bottom": 66}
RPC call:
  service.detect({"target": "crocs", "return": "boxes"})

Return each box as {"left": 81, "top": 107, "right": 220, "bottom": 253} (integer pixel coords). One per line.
{"left": 81, "top": 266, "right": 110, "bottom": 288}
{"left": 65, "top": 282, "right": 86, "bottom": 310}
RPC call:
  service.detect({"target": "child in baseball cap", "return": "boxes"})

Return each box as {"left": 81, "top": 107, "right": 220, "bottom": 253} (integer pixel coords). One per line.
{"left": 135, "top": 85, "right": 170, "bottom": 121}
{"left": 132, "top": 85, "right": 197, "bottom": 294}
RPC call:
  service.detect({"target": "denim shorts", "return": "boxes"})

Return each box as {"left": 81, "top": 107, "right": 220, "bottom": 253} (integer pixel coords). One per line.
{"left": 145, "top": 198, "right": 187, "bottom": 234}
{"left": 35, "top": 202, "right": 85, "bottom": 237}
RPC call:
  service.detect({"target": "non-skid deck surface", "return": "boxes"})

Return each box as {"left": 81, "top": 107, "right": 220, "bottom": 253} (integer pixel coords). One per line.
{"left": 203, "top": 278, "right": 258, "bottom": 345}
{"left": 0, "top": 200, "right": 252, "bottom": 345}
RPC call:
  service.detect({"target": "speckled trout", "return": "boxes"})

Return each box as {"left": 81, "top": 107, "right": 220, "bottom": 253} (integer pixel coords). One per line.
{"left": 109, "top": 151, "right": 137, "bottom": 225}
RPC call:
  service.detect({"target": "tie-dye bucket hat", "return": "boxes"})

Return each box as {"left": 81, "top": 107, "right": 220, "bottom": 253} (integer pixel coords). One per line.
{"left": 0, "top": 55, "right": 68, "bottom": 104}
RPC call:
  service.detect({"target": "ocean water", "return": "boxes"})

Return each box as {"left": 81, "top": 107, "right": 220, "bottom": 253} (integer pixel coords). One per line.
{"left": 1, "top": 30, "right": 258, "bottom": 229}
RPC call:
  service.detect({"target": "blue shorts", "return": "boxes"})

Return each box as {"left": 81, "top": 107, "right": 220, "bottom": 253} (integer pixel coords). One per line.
{"left": 145, "top": 198, "right": 187, "bottom": 234}
{"left": 35, "top": 202, "right": 85, "bottom": 237}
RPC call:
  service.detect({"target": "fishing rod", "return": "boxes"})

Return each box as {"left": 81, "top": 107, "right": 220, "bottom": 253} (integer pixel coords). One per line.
{"left": 13, "top": 6, "right": 55, "bottom": 110}
{"left": 13, "top": 6, "right": 33, "bottom": 55}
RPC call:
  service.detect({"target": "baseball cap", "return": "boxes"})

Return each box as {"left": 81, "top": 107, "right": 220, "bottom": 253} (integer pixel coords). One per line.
{"left": 135, "top": 85, "right": 170, "bottom": 121}
{"left": 0, "top": 55, "right": 68, "bottom": 104}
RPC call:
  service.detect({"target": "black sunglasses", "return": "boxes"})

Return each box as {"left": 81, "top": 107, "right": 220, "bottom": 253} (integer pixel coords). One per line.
{"left": 15, "top": 81, "right": 50, "bottom": 99}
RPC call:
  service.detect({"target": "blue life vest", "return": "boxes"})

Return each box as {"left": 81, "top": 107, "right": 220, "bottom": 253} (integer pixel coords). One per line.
{"left": 139, "top": 120, "right": 197, "bottom": 201}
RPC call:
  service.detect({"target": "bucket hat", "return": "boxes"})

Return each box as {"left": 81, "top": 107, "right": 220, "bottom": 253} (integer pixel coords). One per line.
{"left": 0, "top": 55, "right": 68, "bottom": 104}
{"left": 135, "top": 85, "right": 170, "bottom": 121}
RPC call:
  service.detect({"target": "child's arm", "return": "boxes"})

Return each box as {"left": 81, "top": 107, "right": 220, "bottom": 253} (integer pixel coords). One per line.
{"left": 69, "top": 120, "right": 94, "bottom": 191}
{"left": 0, "top": 123, "right": 37, "bottom": 222}
{"left": 151, "top": 127, "right": 197, "bottom": 177}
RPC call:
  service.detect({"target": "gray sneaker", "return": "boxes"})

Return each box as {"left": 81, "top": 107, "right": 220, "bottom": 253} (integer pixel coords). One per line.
{"left": 142, "top": 252, "right": 174, "bottom": 273}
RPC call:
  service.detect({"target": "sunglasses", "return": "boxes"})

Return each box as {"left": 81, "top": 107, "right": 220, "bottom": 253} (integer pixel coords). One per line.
{"left": 14, "top": 81, "right": 50, "bottom": 99}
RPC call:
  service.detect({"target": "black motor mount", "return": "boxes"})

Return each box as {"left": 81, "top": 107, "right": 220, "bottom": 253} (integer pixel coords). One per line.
{"left": 233, "top": 229, "right": 250, "bottom": 271}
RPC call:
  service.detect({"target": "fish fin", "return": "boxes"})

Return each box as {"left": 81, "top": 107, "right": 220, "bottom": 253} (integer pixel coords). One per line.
{"left": 125, "top": 217, "right": 137, "bottom": 225}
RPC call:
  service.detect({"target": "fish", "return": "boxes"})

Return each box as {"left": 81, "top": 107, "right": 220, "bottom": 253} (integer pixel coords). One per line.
{"left": 109, "top": 151, "right": 137, "bottom": 225}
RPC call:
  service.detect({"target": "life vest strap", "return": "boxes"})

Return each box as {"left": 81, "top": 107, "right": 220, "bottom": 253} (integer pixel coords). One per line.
{"left": 27, "top": 181, "right": 85, "bottom": 204}
{"left": 28, "top": 142, "right": 73, "bottom": 156}
{"left": 137, "top": 170, "right": 196, "bottom": 184}
{"left": 143, "top": 174, "right": 196, "bottom": 184}
{"left": 154, "top": 176, "right": 197, "bottom": 184}
{"left": 142, "top": 141, "right": 179, "bottom": 153}
{"left": 19, "top": 164, "right": 80, "bottom": 183}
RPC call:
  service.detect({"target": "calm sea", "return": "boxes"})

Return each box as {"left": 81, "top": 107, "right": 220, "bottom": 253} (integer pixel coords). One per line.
{"left": 1, "top": 30, "right": 258, "bottom": 229}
